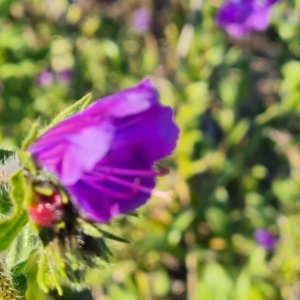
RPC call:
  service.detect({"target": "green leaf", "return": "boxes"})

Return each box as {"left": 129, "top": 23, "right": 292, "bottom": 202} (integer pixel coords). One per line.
{"left": 25, "top": 255, "right": 47, "bottom": 300}
{"left": 77, "top": 218, "right": 103, "bottom": 238}
{"left": 206, "top": 207, "right": 228, "bottom": 236}
{"left": 227, "top": 119, "right": 250, "bottom": 145}
{"left": 40, "top": 92, "right": 93, "bottom": 135}
{"left": 6, "top": 224, "right": 39, "bottom": 275}
{"left": 37, "top": 252, "right": 50, "bottom": 293}
{"left": 0, "top": 171, "right": 28, "bottom": 251}
{"left": 0, "top": 187, "right": 13, "bottom": 215}
{"left": 198, "top": 262, "right": 233, "bottom": 300}
{"left": 167, "top": 209, "right": 196, "bottom": 245}
{"left": 37, "top": 250, "right": 64, "bottom": 295}
{"left": 100, "top": 229, "right": 130, "bottom": 244}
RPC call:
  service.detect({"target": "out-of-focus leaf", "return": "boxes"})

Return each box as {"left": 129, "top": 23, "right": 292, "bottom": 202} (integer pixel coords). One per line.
{"left": 40, "top": 93, "right": 93, "bottom": 134}
{"left": 168, "top": 209, "right": 195, "bottom": 245}
{"left": 227, "top": 119, "right": 250, "bottom": 145}
{"left": 198, "top": 262, "right": 233, "bottom": 300}
{"left": 206, "top": 207, "right": 228, "bottom": 236}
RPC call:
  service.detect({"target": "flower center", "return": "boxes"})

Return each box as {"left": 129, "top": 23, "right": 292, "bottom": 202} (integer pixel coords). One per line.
{"left": 29, "top": 192, "right": 63, "bottom": 226}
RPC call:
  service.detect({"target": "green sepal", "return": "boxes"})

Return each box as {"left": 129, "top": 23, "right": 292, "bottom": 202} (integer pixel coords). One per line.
{"left": 0, "top": 258, "right": 22, "bottom": 300}
{"left": 37, "top": 250, "right": 64, "bottom": 295}
{"left": 5, "top": 225, "right": 40, "bottom": 298}
{"left": 21, "top": 122, "right": 39, "bottom": 151}
{"left": 99, "top": 229, "right": 130, "bottom": 244}
{"left": 40, "top": 92, "right": 93, "bottom": 135}
{"left": 0, "top": 171, "right": 28, "bottom": 251}
{"left": 23, "top": 184, "right": 36, "bottom": 209}
{"left": 18, "top": 151, "right": 37, "bottom": 175}
{"left": 77, "top": 219, "right": 103, "bottom": 238}
{"left": 0, "top": 186, "right": 13, "bottom": 215}
{"left": 25, "top": 255, "right": 47, "bottom": 300}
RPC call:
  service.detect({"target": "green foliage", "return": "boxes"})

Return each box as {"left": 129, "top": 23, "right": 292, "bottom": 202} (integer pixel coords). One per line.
{"left": 40, "top": 93, "right": 94, "bottom": 135}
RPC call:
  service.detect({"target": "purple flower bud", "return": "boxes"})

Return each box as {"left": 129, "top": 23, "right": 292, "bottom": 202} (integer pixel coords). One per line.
{"left": 58, "top": 69, "right": 73, "bottom": 85}
{"left": 133, "top": 8, "right": 151, "bottom": 34}
{"left": 36, "top": 69, "right": 54, "bottom": 87}
{"left": 216, "top": 0, "right": 280, "bottom": 38}
{"left": 254, "top": 228, "right": 277, "bottom": 250}
{"left": 28, "top": 79, "right": 179, "bottom": 223}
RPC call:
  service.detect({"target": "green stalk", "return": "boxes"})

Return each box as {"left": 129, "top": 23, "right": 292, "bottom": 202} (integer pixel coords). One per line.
{"left": 0, "top": 258, "right": 20, "bottom": 300}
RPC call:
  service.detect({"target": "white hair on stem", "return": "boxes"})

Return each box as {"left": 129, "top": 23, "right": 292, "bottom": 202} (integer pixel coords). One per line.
{"left": 0, "top": 154, "right": 20, "bottom": 185}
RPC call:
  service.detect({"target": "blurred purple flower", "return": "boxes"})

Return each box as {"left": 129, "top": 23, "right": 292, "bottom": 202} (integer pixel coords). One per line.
{"left": 37, "top": 69, "right": 54, "bottom": 87}
{"left": 28, "top": 79, "right": 179, "bottom": 223}
{"left": 133, "top": 8, "right": 151, "bottom": 34}
{"left": 254, "top": 228, "right": 277, "bottom": 250}
{"left": 58, "top": 69, "right": 73, "bottom": 84}
{"left": 216, "top": 0, "right": 280, "bottom": 38}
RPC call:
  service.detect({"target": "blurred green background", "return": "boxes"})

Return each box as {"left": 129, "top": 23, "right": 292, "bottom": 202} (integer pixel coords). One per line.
{"left": 2, "top": 0, "right": 300, "bottom": 299}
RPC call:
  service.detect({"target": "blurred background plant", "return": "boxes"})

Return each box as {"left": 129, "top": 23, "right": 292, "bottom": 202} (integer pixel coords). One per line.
{"left": 1, "top": 0, "right": 300, "bottom": 299}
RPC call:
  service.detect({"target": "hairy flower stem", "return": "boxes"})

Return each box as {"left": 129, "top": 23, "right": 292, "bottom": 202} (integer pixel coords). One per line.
{"left": 0, "top": 259, "right": 20, "bottom": 300}
{"left": 0, "top": 154, "right": 20, "bottom": 185}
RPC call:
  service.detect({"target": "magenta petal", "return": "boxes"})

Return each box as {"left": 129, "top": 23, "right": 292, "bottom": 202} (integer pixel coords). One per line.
{"left": 112, "top": 106, "right": 179, "bottom": 162}
{"left": 133, "top": 8, "right": 151, "bottom": 34}
{"left": 87, "top": 79, "right": 158, "bottom": 118}
{"left": 60, "top": 123, "right": 114, "bottom": 185}
{"left": 68, "top": 171, "right": 156, "bottom": 223}
{"left": 246, "top": 7, "right": 271, "bottom": 31}
{"left": 225, "top": 24, "right": 250, "bottom": 38}
{"left": 216, "top": 0, "right": 279, "bottom": 38}
{"left": 29, "top": 121, "right": 114, "bottom": 184}
{"left": 68, "top": 181, "right": 112, "bottom": 223}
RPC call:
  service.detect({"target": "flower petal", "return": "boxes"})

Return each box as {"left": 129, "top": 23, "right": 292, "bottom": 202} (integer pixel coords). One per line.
{"left": 60, "top": 123, "right": 114, "bottom": 185}
{"left": 30, "top": 120, "right": 114, "bottom": 184}
{"left": 68, "top": 180, "right": 112, "bottom": 223}
{"left": 246, "top": 7, "right": 271, "bottom": 32}
{"left": 68, "top": 167, "right": 156, "bottom": 223}
{"left": 111, "top": 105, "right": 179, "bottom": 163}
{"left": 86, "top": 79, "right": 158, "bottom": 118}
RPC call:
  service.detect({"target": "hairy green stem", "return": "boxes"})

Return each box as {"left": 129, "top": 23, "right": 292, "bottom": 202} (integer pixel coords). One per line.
{"left": 0, "top": 258, "right": 20, "bottom": 300}
{"left": 0, "top": 154, "right": 20, "bottom": 185}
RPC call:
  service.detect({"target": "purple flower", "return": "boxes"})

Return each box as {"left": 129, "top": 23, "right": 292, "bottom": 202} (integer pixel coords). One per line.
{"left": 216, "top": 0, "right": 280, "bottom": 38}
{"left": 58, "top": 69, "right": 73, "bottom": 84}
{"left": 28, "top": 79, "right": 179, "bottom": 223}
{"left": 133, "top": 8, "right": 151, "bottom": 34}
{"left": 254, "top": 228, "right": 277, "bottom": 250}
{"left": 37, "top": 69, "right": 54, "bottom": 87}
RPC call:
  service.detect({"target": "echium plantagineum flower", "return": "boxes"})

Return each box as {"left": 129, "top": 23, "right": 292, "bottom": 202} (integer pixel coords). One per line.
{"left": 133, "top": 8, "right": 151, "bottom": 34}
{"left": 254, "top": 228, "right": 277, "bottom": 250}
{"left": 37, "top": 69, "right": 54, "bottom": 87}
{"left": 58, "top": 69, "right": 73, "bottom": 85}
{"left": 28, "top": 79, "right": 179, "bottom": 224}
{"left": 216, "top": 0, "right": 280, "bottom": 38}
